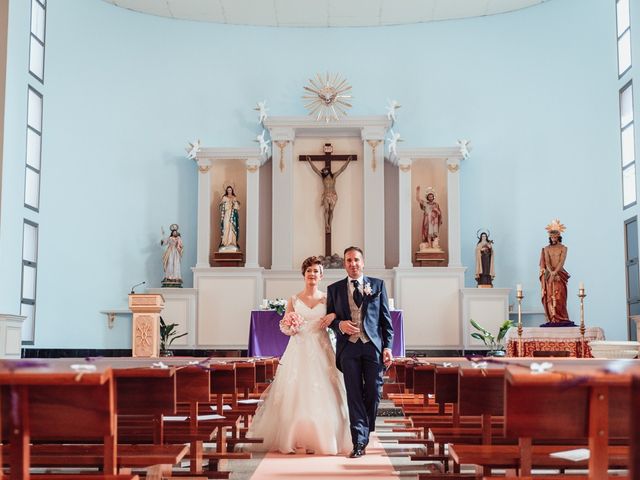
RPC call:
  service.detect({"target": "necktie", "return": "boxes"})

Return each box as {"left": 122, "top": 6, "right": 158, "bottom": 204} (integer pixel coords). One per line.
{"left": 352, "top": 279, "right": 363, "bottom": 308}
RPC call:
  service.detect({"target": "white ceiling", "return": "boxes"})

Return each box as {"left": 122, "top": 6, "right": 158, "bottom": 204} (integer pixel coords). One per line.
{"left": 102, "top": 0, "right": 549, "bottom": 28}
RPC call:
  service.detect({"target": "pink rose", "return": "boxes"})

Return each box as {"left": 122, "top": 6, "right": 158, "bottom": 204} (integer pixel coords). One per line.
{"left": 279, "top": 312, "right": 305, "bottom": 336}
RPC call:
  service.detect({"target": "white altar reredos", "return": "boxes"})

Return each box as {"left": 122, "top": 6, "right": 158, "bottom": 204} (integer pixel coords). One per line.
{"left": 158, "top": 115, "right": 509, "bottom": 352}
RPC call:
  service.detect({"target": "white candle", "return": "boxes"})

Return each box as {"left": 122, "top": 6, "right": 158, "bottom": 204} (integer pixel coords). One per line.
{"left": 261, "top": 298, "right": 268, "bottom": 309}
{"left": 579, "top": 281, "right": 584, "bottom": 290}
{"left": 516, "top": 284, "right": 522, "bottom": 292}
{"left": 389, "top": 298, "right": 395, "bottom": 310}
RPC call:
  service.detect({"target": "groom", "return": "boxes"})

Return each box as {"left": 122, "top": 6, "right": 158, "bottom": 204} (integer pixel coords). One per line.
{"left": 324, "top": 246, "right": 394, "bottom": 458}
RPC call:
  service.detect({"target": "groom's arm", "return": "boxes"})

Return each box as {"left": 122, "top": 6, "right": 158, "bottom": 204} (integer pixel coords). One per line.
{"left": 327, "top": 285, "right": 350, "bottom": 334}
{"left": 327, "top": 285, "right": 340, "bottom": 331}
{"left": 379, "top": 280, "right": 394, "bottom": 352}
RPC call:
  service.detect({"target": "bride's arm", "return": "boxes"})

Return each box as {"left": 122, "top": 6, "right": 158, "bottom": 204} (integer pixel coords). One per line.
{"left": 285, "top": 297, "right": 294, "bottom": 314}
{"left": 279, "top": 297, "right": 298, "bottom": 336}
{"left": 319, "top": 312, "right": 336, "bottom": 329}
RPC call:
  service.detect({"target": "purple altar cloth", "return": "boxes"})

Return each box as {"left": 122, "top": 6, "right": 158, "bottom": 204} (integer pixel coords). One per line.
{"left": 248, "top": 310, "right": 405, "bottom": 357}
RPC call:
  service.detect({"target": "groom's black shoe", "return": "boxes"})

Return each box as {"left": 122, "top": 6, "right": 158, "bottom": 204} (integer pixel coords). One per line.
{"left": 349, "top": 443, "right": 366, "bottom": 458}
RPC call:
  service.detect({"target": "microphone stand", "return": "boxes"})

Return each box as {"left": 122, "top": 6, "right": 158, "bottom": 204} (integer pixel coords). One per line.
{"left": 130, "top": 281, "right": 146, "bottom": 294}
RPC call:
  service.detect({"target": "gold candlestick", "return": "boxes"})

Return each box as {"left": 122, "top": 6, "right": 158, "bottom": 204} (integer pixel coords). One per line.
{"left": 517, "top": 288, "right": 524, "bottom": 357}
{"left": 578, "top": 287, "right": 586, "bottom": 358}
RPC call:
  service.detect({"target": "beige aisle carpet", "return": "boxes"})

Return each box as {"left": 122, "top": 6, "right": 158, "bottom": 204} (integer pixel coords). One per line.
{"left": 248, "top": 432, "right": 401, "bottom": 479}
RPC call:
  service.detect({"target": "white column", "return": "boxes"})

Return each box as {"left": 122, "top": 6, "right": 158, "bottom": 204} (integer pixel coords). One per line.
{"left": 245, "top": 157, "right": 261, "bottom": 268}
{"left": 397, "top": 157, "right": 413, "bottom": 268}
{"left": 269, "top": 129, "right": 295, "bottom": 270}
{"left": 362, "top": 128, "right": 386, "bottom": 269}
{"left": 447, "top": 158, "right": 462, "bottom": 267}
{"left": 196, "top": 159, "right": 212, "bottom": 268}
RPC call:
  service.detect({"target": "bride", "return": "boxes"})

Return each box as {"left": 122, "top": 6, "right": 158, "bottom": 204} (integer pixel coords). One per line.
{"left": 246, "top": 256, "right": 351, "bottom": 455}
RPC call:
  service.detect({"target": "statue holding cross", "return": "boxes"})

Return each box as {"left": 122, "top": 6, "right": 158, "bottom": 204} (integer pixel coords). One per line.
{"left": 299, "top": 143, "right": 357, "bottom": 257}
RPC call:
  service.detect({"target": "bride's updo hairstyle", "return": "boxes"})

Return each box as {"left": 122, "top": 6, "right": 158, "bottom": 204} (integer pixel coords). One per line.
{"left": 301, "top": 256, "right": 323, "bottom": 276}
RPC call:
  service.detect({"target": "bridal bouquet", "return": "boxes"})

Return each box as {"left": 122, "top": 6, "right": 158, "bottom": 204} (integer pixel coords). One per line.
{"left": 279, "top": 312, "right": 304, "bottom": 336}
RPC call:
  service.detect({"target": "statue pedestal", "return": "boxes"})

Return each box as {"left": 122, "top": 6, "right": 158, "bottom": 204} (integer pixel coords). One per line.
{"left": 129, "top": 293, "right": 165, "bottom": 358}
{"left": 415, "top": 251, "right": 446, "bottom": 266}
{"left": 211, "top": 251, "right": 244, "bottom": 267}
{"left": 161, "top": 278, "right": 183, "bottom": 288}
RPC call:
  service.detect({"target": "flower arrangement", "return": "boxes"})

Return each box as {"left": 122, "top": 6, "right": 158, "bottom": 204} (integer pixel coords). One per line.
{"left": 363, "top": 283, "right": 373, "bottom": 296}
{"left": 267, "top": 298, "right": 287, "bottom": 316}
{"left": 279, "top": 312, "right": 305, "bottom": 336}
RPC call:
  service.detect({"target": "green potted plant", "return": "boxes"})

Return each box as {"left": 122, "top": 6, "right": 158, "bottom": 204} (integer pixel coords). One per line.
{"left": 159, "top": 316, "right": 187, "bottom": 356}
{"left": 470, "top": 319, "right": 513, "bottom": 356}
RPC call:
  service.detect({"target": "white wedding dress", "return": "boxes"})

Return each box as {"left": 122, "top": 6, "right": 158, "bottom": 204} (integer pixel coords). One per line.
{"left": 246, "top": 296, "right": 351, "bottom": 455}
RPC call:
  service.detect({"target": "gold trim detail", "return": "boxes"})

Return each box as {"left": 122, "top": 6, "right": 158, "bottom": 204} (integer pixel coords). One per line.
{"left": 447, "top": 164, "right": 460, "bottom": 173}
{"left": 366, "top": 139, "right": 381, "bottom": 172}
{"left": 247, "top": 164, "right": 258, "bottom": 173}
{"left": 275, "top": 140, "right": 289, "bottom": 173}
{"left": 399, "top": 164, "right": 411, "bottom": 172}
{"left": 199, "top": 165, "right": 212, "bottom": 174}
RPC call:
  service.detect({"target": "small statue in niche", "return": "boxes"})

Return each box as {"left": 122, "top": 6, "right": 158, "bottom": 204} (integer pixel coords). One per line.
{"left": 416, "top": 186, "right": 443, "bottom": 252}
{"left": 218, "top": 185, "right": 241, "bottom": 252}
{"left": 475, "top": 230, "right": 495, "bottom": 288}
{"left": 161, "top": 224, "right": 183, "bottom": 288}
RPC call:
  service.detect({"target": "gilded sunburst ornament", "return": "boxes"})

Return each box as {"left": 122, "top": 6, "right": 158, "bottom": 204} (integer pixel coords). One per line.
{"left": 545, "top": 219, "right": 566, "bottom": 234}
{"left": 303, "top": 73, "right": 352, "bottom": 122}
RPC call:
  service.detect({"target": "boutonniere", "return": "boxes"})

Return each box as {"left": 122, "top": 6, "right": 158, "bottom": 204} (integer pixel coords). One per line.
{"left": 363, "top": 283, "right": 373, "bottom": 296}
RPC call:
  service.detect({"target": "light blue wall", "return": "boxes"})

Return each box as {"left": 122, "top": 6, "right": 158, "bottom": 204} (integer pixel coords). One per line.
{"left": 1, "top": 0, "right": 628, "bottom": 347}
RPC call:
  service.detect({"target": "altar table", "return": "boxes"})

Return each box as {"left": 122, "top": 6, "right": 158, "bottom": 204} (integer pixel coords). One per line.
{"left": 505, "top": 326, "right": 605, "bottom": 357}
{"left": 248, "top": 309, "right": 405, "bottom": 357}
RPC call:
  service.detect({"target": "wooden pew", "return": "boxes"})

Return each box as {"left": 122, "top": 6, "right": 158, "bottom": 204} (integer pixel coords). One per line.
{"left": 448, "top": 360, "right": 635, "bottom": 478}
{"left": 504, "top": 363, "right": 630, "bottom": 477}
{"left": 107, "top": 357, "right": 239, "bottom": 478}
{"left": 0, "top": 359, "right": 117, "bottom": 480}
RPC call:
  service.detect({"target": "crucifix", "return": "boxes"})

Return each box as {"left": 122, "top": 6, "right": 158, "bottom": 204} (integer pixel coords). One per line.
{"left": 299, "top": 143, "right": 358, "bottom": 257}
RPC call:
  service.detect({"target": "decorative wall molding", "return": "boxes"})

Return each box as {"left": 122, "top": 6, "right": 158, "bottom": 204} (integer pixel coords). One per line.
{"left": 265, "top": 115, "right": 391, "bottom": 139}
{"left": 366, "top": 139, "right": 381, "bottom": 172}
{"left": 197, "top": 147, "right": 267, "bottom": 161}
{"left": 274, "top": 140, "right": 290, "bottom": 172}
{"left": 391, "top": 147, "right": 465, "bottom": 166}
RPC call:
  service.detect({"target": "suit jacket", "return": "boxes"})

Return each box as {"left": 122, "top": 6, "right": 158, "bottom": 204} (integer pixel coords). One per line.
{"left": 327, "top": 276, "right": 394, "bottom": 371}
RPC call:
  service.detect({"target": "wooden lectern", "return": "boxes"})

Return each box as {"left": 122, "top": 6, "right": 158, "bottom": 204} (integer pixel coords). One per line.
{"left": 128, "top": 293, "right": 165, "bottom": 358}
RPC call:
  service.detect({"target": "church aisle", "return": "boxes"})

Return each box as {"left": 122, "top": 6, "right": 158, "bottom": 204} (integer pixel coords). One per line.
{"left": 240, "top": 432, "right": 402, "bottom": 480}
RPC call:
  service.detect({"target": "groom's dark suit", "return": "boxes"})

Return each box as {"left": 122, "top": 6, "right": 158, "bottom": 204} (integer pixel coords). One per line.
{"left": 327, "top": 276, "right": 393, "bottom": 448}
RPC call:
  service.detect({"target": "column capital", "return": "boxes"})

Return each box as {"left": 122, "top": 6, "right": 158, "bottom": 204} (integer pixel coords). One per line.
{"left": 197, "top": 158, "right": 212, "bottom": 174}
{"left": 269, "top": 127, "right": 295, "bottom": 142}
{"left": 245, "top": 157, "right": 263, "bottom": 172}
{"left": 446, "top": 158, "right": 461, "bottom": 174}
{"left": 398, "top": 157, "right": 412, "bottom": 172}
{"left": 361, "top": 126, "right": 387, "bottom": 141}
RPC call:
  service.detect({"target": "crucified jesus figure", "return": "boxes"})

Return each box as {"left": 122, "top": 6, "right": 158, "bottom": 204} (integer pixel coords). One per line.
{"left": 306, "top": 155, "right": 353, "bottom": 234}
